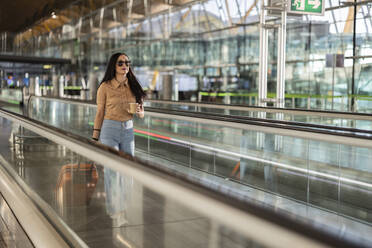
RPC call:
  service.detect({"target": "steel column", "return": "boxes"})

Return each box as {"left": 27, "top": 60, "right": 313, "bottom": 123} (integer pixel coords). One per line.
{"left": 258, "top": 0, "right": 268, "bottom": 107}
{"left": 276, "top": 3, "right": 287, "bottom": 108}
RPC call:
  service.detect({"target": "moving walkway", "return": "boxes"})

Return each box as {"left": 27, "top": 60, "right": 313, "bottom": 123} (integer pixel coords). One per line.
{"left": 0, "top": 96, "right": 372, "bottom": 246}
{"left": 17, "top": 98, "right": 372, "bottom": 240}
{"left": 0, "top": 108, "right": 362, "bottom": 248}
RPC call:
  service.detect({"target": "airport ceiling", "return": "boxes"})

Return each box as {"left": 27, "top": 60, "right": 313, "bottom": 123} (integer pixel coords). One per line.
{"left": 0, "top": 0, "right": 196, "bottom": 33}
{"left": 0, "top": 0, "right": 76, "bottom": 33}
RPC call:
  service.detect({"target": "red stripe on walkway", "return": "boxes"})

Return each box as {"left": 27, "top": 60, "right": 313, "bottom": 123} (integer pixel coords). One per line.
{"left": 134, "top": 129, "right": 172, "bottom": 140}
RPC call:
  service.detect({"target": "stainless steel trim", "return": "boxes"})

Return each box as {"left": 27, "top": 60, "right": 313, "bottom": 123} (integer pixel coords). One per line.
{"left": 0, "top": 158, "right": 69, "bottom": 247}
{"left": 0, "top": 155, "right": 89, "bottom": 248}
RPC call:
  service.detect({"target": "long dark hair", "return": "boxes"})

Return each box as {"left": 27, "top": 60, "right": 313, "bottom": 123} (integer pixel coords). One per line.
{"left": 100, "top": 52, "right": 146, "bottom": 104}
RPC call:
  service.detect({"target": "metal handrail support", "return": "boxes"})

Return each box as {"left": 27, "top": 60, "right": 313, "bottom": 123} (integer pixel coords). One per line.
{"left": 258, "top": 0, "right": 268, "bottom": 107}
{"left": 276, "top": 0, "right": 287, "bottom": 109}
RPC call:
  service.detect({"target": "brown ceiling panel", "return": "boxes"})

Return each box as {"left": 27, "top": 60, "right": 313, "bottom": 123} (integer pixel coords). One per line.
{"left": 0, "top": 0, "right": 76, "bottom": 32}
{"left": 0, "top": 0, "right": 200, "bottom": 33}
{"left": 3, "top": 0, "right": 200, "bottom": 41}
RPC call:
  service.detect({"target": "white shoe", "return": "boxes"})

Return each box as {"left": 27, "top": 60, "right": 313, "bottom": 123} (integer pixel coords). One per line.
{"left": 112, "top": 212, "right": 128, "bottom": 227}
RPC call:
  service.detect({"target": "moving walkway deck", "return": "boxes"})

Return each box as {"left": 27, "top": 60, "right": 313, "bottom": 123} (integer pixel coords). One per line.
{"left": 0, "top": 97, "right": 371, "bottom": 247}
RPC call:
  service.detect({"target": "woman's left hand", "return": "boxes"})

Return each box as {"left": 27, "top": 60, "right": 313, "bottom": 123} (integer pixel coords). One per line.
{"left": 136, "top": 104, "right": 144, "bottom": 118}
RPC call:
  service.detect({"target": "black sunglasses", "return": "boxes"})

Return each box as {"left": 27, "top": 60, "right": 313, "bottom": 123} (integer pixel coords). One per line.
{"left": 117, "top": 60, "right": 131, "bottom": 66}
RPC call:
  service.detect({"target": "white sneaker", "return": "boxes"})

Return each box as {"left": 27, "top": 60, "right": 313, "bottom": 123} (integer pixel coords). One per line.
{"left": 112, "top": 212, "right": 128, "bottom": 227}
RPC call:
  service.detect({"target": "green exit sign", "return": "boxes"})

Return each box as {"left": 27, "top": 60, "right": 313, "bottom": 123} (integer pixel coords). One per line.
{"left": 288, "top": 0, "right": 325, "bottom": 15}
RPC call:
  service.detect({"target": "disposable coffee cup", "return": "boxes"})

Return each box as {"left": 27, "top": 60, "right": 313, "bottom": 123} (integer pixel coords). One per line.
{"left": 129, "top": 103, "right": 137, "bottom": 114}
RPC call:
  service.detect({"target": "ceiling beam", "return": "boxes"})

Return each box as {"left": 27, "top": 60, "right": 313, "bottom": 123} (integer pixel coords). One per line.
{"left": 0, "top": 54, "right": 71, "bottom": 64}
{"left": 240, "top": 0, "right": 259, "bottom": 24}
{"left": 224, "top": 0, "right": 233, "bottom": 26}
{"left": 150, "top": 2, "right": 172, "bottom": 13}
{"left": 175, "top": 6, "right": 192, "bottom": 30}
{"left": 343, "top": 0, "right": 362, "bottom": 33}
{"left": 14, "top": 0, "right": 208, "bottom": 45}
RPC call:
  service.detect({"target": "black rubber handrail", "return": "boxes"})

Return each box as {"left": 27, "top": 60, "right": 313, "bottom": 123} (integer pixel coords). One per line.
{"left": 148, "top": 98, "right": 372, "bottom": 117}
{"left": 0, "top": 107, "right": 368, "bottom": 248}
{"left": 146, "top": 107, "right": 372, "bottom": 140}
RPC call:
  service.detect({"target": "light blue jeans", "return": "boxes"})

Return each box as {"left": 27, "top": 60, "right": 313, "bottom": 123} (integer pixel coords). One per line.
{"left": 99, "top": 119, "right": 134, "bottom": 217}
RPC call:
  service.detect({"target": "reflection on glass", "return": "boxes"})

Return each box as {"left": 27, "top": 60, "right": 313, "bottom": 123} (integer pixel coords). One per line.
{"left": 238, "top": 130, "right": 278, "bottom": 193}
{"left": 104, "top": 167, "right": 129, "bottom": 227}
{"left": 56, "top": 162, "right": 98, "bottom": 216}
{"left": 0, "top": 115, "right": 264, "bottom": 247}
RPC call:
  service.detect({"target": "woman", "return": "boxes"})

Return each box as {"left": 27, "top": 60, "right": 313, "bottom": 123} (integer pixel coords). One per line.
{"left": 92, "top": 52, "right": 146, "bottom": 227}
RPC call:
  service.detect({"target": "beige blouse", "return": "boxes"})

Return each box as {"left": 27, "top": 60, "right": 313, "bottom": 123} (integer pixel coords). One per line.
{"left": 92, "top": 79, "right": 136, "bottom": 139}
